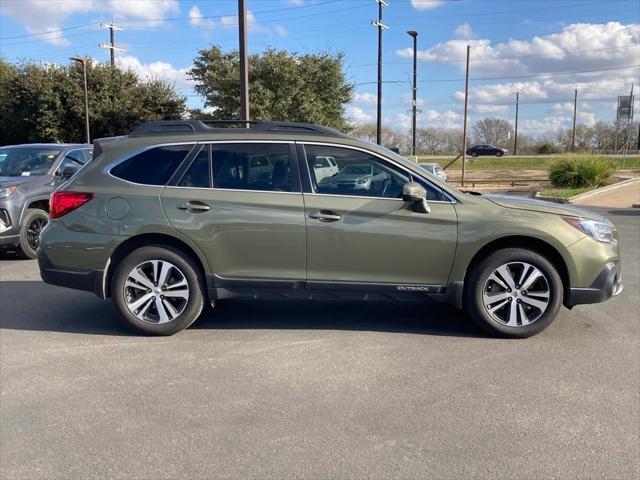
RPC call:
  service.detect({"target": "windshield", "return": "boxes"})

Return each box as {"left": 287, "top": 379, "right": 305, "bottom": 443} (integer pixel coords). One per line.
{"left": 0, "top": 147, "right": 61, "bottom": 177}
{"left": 342, "top": 165, "right": 372, "bottom": 175}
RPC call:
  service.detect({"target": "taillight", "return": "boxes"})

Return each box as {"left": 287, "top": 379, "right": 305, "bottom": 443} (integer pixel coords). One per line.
{"left": 50, "top": 191, "right": 94, "bottom": 219}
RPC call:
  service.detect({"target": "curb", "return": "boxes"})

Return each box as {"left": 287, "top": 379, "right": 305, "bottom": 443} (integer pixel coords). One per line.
{"left": 567, "top": 177, "right": 639, "bottom": 203}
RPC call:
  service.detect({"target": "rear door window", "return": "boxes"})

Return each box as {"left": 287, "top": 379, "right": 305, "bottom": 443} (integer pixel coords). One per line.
{"left": 211, "top": 143, "right": 298, "bottom": 192}
{"left": 111, "top": 144, "right": 194, "bottom": 185}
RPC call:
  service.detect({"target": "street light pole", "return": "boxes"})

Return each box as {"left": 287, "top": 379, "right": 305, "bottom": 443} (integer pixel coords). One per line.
{"left": 238, "top": 0, "right": 250, "bottom": 125}
{"left": 70, "top": 57, "right": 90, "bottom": 144}
{"left": 407, "top": 30, "right": 418, "bottom": 158}
{"left": 514, "top": 91, "right": 519, "bottom": 155}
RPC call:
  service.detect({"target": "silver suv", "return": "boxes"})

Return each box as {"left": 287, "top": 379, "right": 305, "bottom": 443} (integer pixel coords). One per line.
{"left": 0, "top": 143, "right": 92, "bottom": 257}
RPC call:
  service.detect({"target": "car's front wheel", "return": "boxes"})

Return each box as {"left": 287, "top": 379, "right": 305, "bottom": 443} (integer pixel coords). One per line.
{"left": 465, "top": 248, "right": 563, "bottom": 338}
{"left": 18, "top": 208, "right": 49, "bottom": 259}
{"left": 496, "top": 151, "right": 503, "bottom": 157}
{"left": 111, "top": 246, "right": 206, "bottom": 335}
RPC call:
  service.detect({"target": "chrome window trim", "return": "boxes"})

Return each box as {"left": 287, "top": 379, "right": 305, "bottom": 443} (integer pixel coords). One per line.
{"left": 299, "top": 141, "right": 457, "bottom": 204}
{"left": 162, "top": 185, "right": 302, "bottom": 195}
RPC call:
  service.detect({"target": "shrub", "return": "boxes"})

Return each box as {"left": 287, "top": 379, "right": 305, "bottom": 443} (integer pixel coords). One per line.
{"left": 537, "top": 143, "right": 561, "bottom": 154}
{"left": 549, "top": 156, "right": 616, "bottom": 188}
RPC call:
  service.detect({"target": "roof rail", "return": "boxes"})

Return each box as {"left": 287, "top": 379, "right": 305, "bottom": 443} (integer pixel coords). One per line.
{"left": 130, "top": 120, "right": 346, "bottom": 137}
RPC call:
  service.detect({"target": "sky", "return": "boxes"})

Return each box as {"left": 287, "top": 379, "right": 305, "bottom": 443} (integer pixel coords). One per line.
{"left": 1, "top": 0, "right": 639, "bottom": 138}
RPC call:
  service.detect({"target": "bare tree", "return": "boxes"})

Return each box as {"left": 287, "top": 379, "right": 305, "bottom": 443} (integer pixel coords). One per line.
{"left": 471, "top": 118, "right": 514, "bottom": 147}
{"left": 416, "top": 128, "right": 446, "bottom": 155}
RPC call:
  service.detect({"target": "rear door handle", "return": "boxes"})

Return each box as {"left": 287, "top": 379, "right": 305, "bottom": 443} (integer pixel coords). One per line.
{"left": 309, "top": 210, "right": 341, "bottom": 222}
{"left": 177, "top": 201, "right": 210, "bottom": 212}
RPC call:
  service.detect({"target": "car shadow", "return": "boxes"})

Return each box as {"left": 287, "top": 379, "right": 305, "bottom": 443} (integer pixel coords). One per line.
{"left": 607, "top": 209, "right": 640, "bottom": 217}
{"left": 0, "top": 281, "right": 484, "bottom": 338}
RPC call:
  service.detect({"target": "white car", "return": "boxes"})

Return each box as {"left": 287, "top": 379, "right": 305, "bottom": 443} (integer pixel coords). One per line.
{"left": 312, "top": 155, "right": 339, "bottom": 183}
{"left": 418, "top": 162, "right": 447, "bottom": 182}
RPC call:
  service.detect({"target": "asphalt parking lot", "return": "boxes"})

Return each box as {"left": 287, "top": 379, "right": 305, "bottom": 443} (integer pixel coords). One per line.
{"left": 1, "top": 206, "right": 638, "bottom": 479}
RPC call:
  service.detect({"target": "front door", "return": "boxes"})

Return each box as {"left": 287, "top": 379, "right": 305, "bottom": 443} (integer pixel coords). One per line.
{"left": 300, "top": 143, "right": 457, "bottom": 288}
{"left": 161, "top": 142, "right": 306, "bottom": 286}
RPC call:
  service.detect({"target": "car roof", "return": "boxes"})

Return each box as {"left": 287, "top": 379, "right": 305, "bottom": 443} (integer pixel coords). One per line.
{"left": 0, "top": 143, "right": 90, "bottom": 149}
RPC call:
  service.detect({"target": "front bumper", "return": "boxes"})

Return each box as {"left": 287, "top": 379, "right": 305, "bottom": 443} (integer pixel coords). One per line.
{"left": 565, "top": 262, "right": 623, "bottom": 306}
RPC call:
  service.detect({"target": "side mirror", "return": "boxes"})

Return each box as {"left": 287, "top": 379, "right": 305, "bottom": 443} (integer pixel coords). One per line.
{"left": 60, "top": 165, "right": 80, "bottom": 180}
{"left": 402, "top": 181, "right": 430, "bottom": 213}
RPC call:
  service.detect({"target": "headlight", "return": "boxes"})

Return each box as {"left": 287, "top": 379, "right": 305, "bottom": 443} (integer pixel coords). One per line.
{"left": 563, "top": 217, "right": 615, "bottom": 243}
{"left": 357, "top": 177, "right": 368, "bottom": 184}
{"left": 0, "top": 186, "right": 16, "bottom": 199}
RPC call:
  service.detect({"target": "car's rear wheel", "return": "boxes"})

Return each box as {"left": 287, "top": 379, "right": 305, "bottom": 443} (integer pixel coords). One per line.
{"left": 465, "top": 248, "right": 563, "bottom": 338}
{"left": 111, "top": 246, "right": 205, "bottom": 335}
{"left": 471, "top": 152, "right": 478, "bottom": 158}
{"left": 18, "top": 208, "right": 49, "bottom": 259}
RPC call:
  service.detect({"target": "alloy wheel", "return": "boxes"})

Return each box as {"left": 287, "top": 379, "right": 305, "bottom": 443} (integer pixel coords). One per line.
{"left": 123, "top": 260, "right": 190, "bottom": 324}
{"left": 482, "top": 261, "right": 551, "bottom": 327}
{"left": 26, "top": 217, "right": 47, "bottom": 251}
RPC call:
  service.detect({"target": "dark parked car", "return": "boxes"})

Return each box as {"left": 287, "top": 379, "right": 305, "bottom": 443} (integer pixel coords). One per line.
{"left": 0, "top": 143, "right": 92, "bottom": 257}
{"left": 467, "top": 145, "right": 508, "bottom": 157}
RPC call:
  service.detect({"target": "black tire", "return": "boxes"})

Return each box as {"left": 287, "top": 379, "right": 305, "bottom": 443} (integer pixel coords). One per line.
{"left": 465, "top": 248, "right": 563, "bottom": 338}
{"left": 470, "top": 151, "right": 478, "bottom": 158}
{"left": 496, "top": 151, "right": 503, "bottom": 157}
{"left": 18, "top": 208, "right": 49, "bottom": 259}
{"left": 111, "top": 245, "right": 206, "bottom": 335}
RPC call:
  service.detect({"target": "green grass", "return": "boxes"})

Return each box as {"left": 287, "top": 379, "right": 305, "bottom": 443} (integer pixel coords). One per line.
{"left": 538, "top": 187, "right": 593, "bottom": 198}
{"left": 417, "top": 155, "right": 640, "bottom": 171}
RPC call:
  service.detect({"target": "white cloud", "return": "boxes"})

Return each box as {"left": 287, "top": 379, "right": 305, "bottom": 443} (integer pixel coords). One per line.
{"left": 117, "top": 55, "right": 194, "bottom": 91}
{"left": 411, "top": 0, "right": 445, "bottom": 11}
{"left": 454, "top": 22, "right": 475, "bottom": 40}
{"left": 346, "top": 106, "right": 374, "bottom": 124}
{"left": 273, "top": 24, "right": 288, "bottom": 38}
{"left": 0, "top": 0, "right": 179, "bottom": 46}
{"left": 399, "top": 21, "right": 640, "bottom": 125}
{"left": 389, "top": 109, "right": 461, "bottom": 131}
{"left": 187, "top": 7, "right": 274, "bottom": 35}
{"left": 352, "top": 92, "right": 377, "bottom": 105}
{"left": 188, "top": 5, "right": 215, "bottom": 28}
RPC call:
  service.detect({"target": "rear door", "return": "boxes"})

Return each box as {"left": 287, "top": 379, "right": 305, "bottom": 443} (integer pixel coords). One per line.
{"left": 161, "top": 141, "right": 307, "bottom": 287}
{"left": 300, "top": 143, "right": 458, "bottom": 288}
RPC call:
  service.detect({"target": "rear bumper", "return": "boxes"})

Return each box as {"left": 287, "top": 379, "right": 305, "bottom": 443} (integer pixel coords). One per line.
{"left": 38, "top": 250, "right": 104, "bottom": 296}
{"left": 565, "top": 262, "right": 623, "bottom": 306}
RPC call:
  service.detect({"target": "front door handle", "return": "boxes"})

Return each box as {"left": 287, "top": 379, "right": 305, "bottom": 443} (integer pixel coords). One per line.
{"left": 177, "top": 201, "right": 210, "bottom": 212}
{"left": 309, "top": 210, "right": 341, "bottom": 222}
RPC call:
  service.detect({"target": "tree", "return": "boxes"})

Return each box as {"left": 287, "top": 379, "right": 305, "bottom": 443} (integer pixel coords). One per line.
{"left": 471, "top": 118, "right": 514, "bottom": 147}
{"left": 189, "top": 46, "right": 353, "bottom": 131}
{"left": 415, "top": 128, "right": 446, "bottom": 155}
{"left": 0, "top": 59, "right": 186, "bottom": 146}
{"left": 349, "top": 123, "right": 409, "bottom": 153}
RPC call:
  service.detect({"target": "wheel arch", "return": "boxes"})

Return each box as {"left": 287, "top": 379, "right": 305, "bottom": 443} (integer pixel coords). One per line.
{"left": 462, "top": 235, "right": 571, "bottom": 306}
{"left": 104, "top": 233, "right": 209, "bottom": 299}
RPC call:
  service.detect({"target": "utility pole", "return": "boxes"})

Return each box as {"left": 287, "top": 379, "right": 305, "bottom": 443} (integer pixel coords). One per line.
{"left": 407, "top": 30, "right": 418, "bottom": 158}
{"left": 99, "top": 21, "right": 124, "bottom": 67}
{"left": 70, "top": 57, "right": 90, "bottom": 144}
{"left": 238, "top": 0, "right": 250, "bottom": 124}
{"left": 513, "top": 91, "right": 519, "bottom": 155}
{"left": 372, "top": 0, "right": 388, "bottom": 145}
{"left": 571, "top": 88, "right": 578, "bottom": 152}
{"left": 461, "top": 45, "right": 470, "bottom": 187}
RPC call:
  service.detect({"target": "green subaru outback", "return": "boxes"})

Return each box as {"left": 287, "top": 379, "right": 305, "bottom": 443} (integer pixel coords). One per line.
{"left": 38, "top": 121, "right": 623, "bottom": 337}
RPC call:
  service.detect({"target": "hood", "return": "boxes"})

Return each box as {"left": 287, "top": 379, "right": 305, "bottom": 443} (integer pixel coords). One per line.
{"left": 0, "top": 175, "right": 43, "bottom": 188}
{"left": 485, "top": 194, "right": 607, "bottom": 222}
{"left": 332, "top": 174, "right": 369, "bottom": 182}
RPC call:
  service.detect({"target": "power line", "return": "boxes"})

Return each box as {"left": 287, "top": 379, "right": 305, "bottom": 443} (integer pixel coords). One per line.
{"left": 353, "top": 64, "right": 640, "bottom": 86}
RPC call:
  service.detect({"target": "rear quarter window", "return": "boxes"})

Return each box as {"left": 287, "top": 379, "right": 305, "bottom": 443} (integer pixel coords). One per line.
{"left": 110, "top": 144, "right": 193, "bottom": 185}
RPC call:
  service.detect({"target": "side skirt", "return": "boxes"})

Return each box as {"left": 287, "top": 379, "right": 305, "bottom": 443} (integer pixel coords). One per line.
{"left": 207, "top": 274, "right": 456, "bottom": 303}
